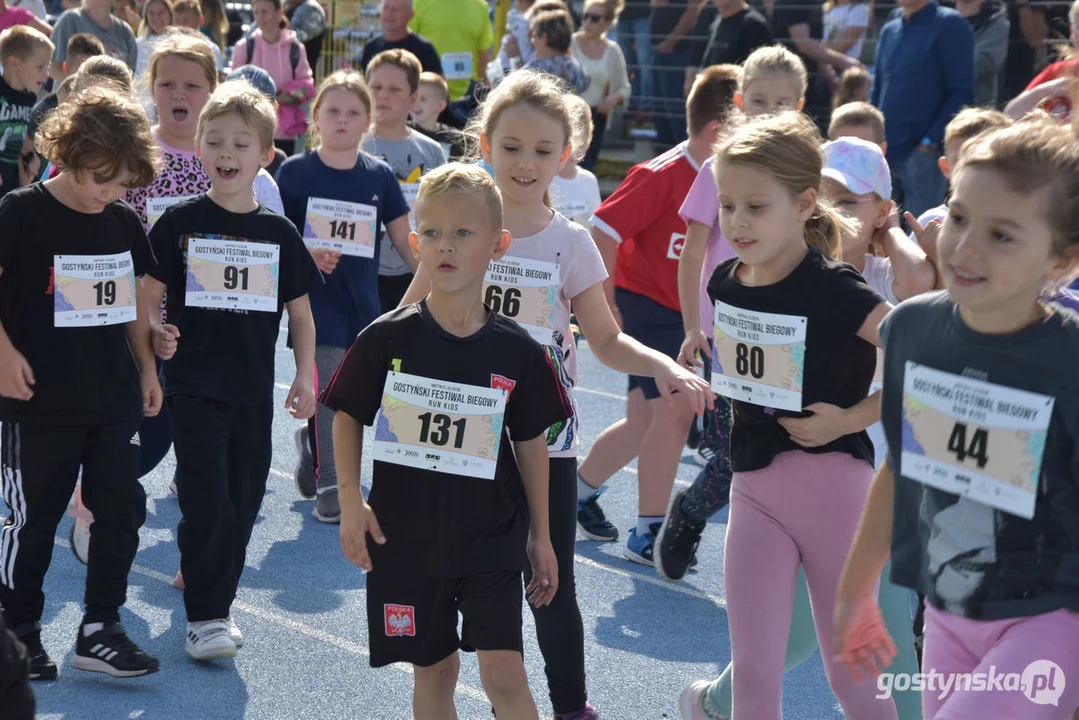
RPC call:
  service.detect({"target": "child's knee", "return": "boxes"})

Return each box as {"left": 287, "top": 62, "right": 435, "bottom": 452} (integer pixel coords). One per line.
{"left": 477, "top": 650, "right": 529, "bottom": 700}
{"left": 414, "top": 652, "right": 460, "bottom": 694}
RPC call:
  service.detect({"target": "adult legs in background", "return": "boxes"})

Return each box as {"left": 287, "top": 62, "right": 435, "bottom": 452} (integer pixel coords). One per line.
{"left": 581, "top": 108, "right": 608, "bottom": 172}
{"left": 615, "top": 16, "right": 654, "bottom": 114}
{"left": 651, "top": 50, "right": 688, "bottom": 148}
{"left": 892, "top": 149, "right": 947, "bottom": 220}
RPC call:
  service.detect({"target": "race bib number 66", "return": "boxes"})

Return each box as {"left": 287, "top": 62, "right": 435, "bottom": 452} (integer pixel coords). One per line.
{"left": 711, "top": 301, "right": 807, "bottom": 411}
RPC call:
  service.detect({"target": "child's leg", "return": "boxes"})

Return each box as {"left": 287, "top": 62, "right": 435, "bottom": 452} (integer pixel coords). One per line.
{"left": 926, "top": 605, "right": 1079, "bottom": 720}
{"left": 413, "top": 652, "right": 460, "bottom": 720}
{"left": 636, "top": 391, "right": 697, "bottom": 517}
{"left": 0, "top": 422, "right": 82, "bottom": 630}
{"left": 681, "top": 399, "right": 733, "bottom": 523}
{"left": 79, "top": 421, "right": 145, "bottom": 625}
{"left": 918, "top": 603, "right": 981, "bottom": 719}
{"left": 224, "top": 405, "right": 273, "bottom": 604}
{"left": 795, "top": 452, "right": 897, "bottom": 720}
{"left": 526, "top": 458, "right": 588, "bottom": 715}
{"left": 877, "top": 563, "right": 923, "bottom": 720}
{"left": 577, "top": 388, "right": 652, "bottom": 486}
{"left": 723, "top": 467, "right": 801, "bottom": 720}
{"left": 704, "top": 566, "right": 820, "bottom": 717}
{"left": 477, "top": 650, "right": 539, "bottom": 720}
{"left": 310, "top": 345, "right": 347, "bottom": 492}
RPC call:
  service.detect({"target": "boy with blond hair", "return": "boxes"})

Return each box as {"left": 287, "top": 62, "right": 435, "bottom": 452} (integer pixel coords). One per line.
{"left": 0, "top": 26, "right": 53, "bottom": 195}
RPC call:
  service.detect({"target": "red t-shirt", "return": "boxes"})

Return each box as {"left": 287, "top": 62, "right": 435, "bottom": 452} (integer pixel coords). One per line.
{"left": 1025, "top": 59, "right": 1078, "bottom": 122}
{"left": 591, "top": 143, "right": 699, "bottom": 313}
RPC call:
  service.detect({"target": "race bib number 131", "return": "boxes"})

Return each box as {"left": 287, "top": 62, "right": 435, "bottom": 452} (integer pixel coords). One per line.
{"left": 711, "top": 301, "right": 807, "bottom": 411}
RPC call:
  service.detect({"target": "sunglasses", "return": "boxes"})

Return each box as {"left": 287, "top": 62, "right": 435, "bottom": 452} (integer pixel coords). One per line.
{"left": 582, "top": 12, "right": 606, "bottom": 22}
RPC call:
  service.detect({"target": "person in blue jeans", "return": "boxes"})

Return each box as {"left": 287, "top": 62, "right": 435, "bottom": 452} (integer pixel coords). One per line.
{"left": 614, "top": 0, "right": 653, "bottom": 114}
{"left": 650, "top": 0, "right": 694, "bottom": 147}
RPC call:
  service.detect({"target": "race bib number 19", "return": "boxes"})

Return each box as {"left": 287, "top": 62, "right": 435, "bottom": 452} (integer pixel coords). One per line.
{"left": 185, "top": 237, "right": 280, "bottom": 313}
{"left": 303, "top": 198, "right": 377, "bottom": 258}
{"left": 900, "top": 362, "right": 1054, "bottom": 519}
{"left": 711, "top": 301, "right": 807, "bottom": 411}
{"left": 373, "top": 371, "right": 507, "bottom": 480}
{"left": 54, "top": 252, "right": 137, "bottom": 327}
{"left": 483, "top": 256, "right": 560, "bottom": 345}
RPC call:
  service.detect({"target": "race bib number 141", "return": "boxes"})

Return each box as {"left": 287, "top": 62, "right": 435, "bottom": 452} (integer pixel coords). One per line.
{"left": 711, "top": 301, "right": 807, "bottom": 411}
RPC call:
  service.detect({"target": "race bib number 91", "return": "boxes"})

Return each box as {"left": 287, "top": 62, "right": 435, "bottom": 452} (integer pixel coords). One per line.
{"left": 711, "top": 301, "right": 807, "bottom": 411}
{"left": 185, "top": 237, "right": 280, "bottom": 313}
{"left": 900, "top": 362, "right": 1054, "bottom": 519}
{"left": 483, "top": 256, "right": 560, "bottom": 345}
{"left": 373, "top": 371, "right": 508, "bottom": 480}
{"left": 54, "top": 252, "right": 137, "bottom": 327}
{"left": 303, "top": 198, "right": 377, "bottom": 258}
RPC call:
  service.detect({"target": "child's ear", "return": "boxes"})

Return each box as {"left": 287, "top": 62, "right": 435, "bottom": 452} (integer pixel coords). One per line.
{"left": 875, "top": 199, "right": 894, "bottom": 229}
{"left": 797, "top": 187, "right": 817, "bottom": 221}
{"left": 558, "top": 143, "right": 572, "bottom": 171}
{"left": 733, "top": 92, "right": 744, "bottom": 111}
{"left": 480, "top": 132, "right": 493, "bottom": 163}
{"left": 880, "top": 140, "right": 888, "bottom": 155}
{"left": 796, "top": 98, "right": 806, "bottom": 111}
{"left": 492, "top": 229, "right": 511, "bottom": 260}
{"left": 408, "top": 230, "right": 420, "bottom": 258}
{"left": 438, "top": 99, "right": 447, "bottom": 113}
{"left": 62, "top": 60, "right": 70, "bottom": 75}
{"left": 261, "top": 145, "right": 275, "bottom": 168}
{"left": 938, "top": 156, "right": 951, "bottom": 180}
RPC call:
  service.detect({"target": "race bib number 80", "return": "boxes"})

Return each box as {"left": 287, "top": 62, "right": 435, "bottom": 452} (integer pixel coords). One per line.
{"left": 54, "top": 252, "right": 137, "bottom": 327}
{"left": 373, "top": 371, "right": 508, "bottom": 480}
{"left": 711, "top": 301, "right": 807, "bottom": 411}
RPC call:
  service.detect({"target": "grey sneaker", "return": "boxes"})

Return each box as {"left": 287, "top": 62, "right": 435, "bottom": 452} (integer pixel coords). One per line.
{"left": 313, "top": 488, "right": 340, "bottom": 523}
{"left": 294, "top": 426, "right": 317, "bottom": 499}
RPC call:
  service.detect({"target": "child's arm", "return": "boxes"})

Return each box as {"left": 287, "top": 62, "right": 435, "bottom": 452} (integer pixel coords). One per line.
{"left": 1004, "top": 76, "right": 1070, "bottom": 120}
{"left": 284, "top": 295, "right": 317, "bottom": 420}
{"left": 141, "top": 276, "right": 181, "bottom": 360}
{"left": 874, "top": 217, "right": 936, "bottom": 301}
{"left": 0, "top": 268, "right": 34, "bottom": 401}
{"left": 676, "top": 220, "right": 710, "bottom": 369}
{"left": 589, "top": 225, "right": 620, "bottom": 326}
{"left": 514, "top": 433, "right": 558, "bottom": 607}
{"left": 903, "top": 212, "right": 945, "bottom": 290}
{"left": 334, "top": 410, "right": 385, "bottom": 571}
{"left": 386, "top": 215, "right": 418, "bottom": 273}
{"left": 572, "top": 282, "right": 713, "bottom": 414}
{"left": 124, "top": 278, "right": 162, "bottom": 417}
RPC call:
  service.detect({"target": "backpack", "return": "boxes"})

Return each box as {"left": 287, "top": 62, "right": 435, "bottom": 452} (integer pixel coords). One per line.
{"left": 245, "top": 35, "right": 301, "bottom": 79}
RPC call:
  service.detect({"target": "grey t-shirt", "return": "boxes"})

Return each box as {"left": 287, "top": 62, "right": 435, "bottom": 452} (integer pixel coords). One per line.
{"left": 360, "top": 129, "right": 446, "bottom": 276}
{"left": 52, "top": 8, "right": 138, "bottom": 70}
{"left": 880, "top": 291, "right": 1079, "bottom": 621}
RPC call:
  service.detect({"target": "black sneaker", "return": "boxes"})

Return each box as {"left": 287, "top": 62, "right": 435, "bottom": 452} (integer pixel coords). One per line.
{"left": 73, "top": 623, "right": 159, "bottom": 678}
{"left": 577, "top": 490, "right": 618, "bottom": 542}
{"left": 16, "top": 629, "right": 57, "bottom": 681}
{"left": 686, "top": 420, "right": 702, "bottom": 451}
{"left": 294, "top": 425, "right": 317, "bottom": 499}
{"left": 656, "top": 488, "right": 706, "bottom": 582}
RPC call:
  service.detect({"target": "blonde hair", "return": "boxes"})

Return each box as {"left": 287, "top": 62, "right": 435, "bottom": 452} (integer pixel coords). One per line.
{"left": 419, "top": 71, "right": 449, "bottom": 103}
{"left": 197, "top": 80, "right": 277, "bottom": 151}
{"left": 740, "top": 44, "right": 808, "bottom": 100}
{"left": 200, "top": 0, "right": 229, "bottom": 49}
{"left": 138, "top": 0, "right": 174, "bottom": 37}
{"left": 73, "top": 55, "right": 134, "bottom": 95}
{"left": 956, "top": 117, "right": 1079, "bottom": 257}
{"left": 310, "top": 69, "right": 372, "bottom": 146}
{"left": 944, "top": 107, "right": 1012, "bottom": 148}
{"left": 714, "top": 111, "right": 854, "bottom": 259}
{"left": 0, "top": 25, "right": 55, "bottom": 62}
{"left": 146, "top": 31, "right": 219, "bottom": 97}
{"left": 37, "top": 85, "right": 160, "bottom": 187}
{"left": 417, "top": 162, "right": 503, "bottom": 230}
{"left": 564, "top": 93, "right": 593, "bottom": 164}
{"left": 829, "top": 101, "right": 886, "bottom": 145}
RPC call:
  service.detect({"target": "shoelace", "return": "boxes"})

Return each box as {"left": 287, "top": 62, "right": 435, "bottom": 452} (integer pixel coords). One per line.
{"left": 667, "top": 516, "right": 702, "bottom": 557}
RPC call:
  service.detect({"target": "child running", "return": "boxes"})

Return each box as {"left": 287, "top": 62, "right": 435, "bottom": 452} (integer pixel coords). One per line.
{"left": 686, "top": 111, "right": 898, "bottom": 719}
{"left": 327, "top": 162, "right": 570, "bottom": 720}
{"left": 0, "top": 25, "right": 52, "bottom": 197}
{"left": 0, "top": 85, "right": 161, "bottom": 679}
{"left": 398, "top": 69, "right": 711, "bottom": 720}
{"left": 143, "top": 81, "right": 322, "bottom": 660}
{"left": 277, "top": 69, "right": 411, "bottom": 522}
{"left": 836, "top": 116, "right": 1079, "bottom": 719}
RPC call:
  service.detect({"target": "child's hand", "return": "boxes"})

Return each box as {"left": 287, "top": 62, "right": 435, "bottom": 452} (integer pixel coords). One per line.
{"left": 310, "top": 248, "right": 342, "bottom": 275}
{"left": 778, "top": 402, "right": 850, "bottom": 447}
{"left": 285, "top": 376, "right": 316, "bottom": 419}
{"left": 0, "top": 343, "right": 34, "bottom": 400}
{"left": 905, "top": 211, "right": 941, "bottom": 257}
{"left": 655, "top": 359, "right": 714, "bottom": 416}
{"left": 152, "top": 324, "right": 180, "bottom": 360}
{"left": 340, "top": 499, "right": 385, "bottom": 571}
{"left": 526, "top": 536, "right": 558, "bottom": 607}
{"left": 834, "top": 593, "right": 897, "bottom": 682}
{"left": 677, "top": 329, "right": 711, "bottom": 370}
{"left": 140, "top": 371, "right": 163, "bottom": 417}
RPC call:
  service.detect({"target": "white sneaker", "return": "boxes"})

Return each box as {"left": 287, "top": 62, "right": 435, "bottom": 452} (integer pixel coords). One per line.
{"left": 185, "top": 620, "right": 237, "bottom": 660}
{"left": 227, "top": 616, "right": 243, "bottom": 648}
{"left": 678, "top": 679, "right": 728, "bottom": 720}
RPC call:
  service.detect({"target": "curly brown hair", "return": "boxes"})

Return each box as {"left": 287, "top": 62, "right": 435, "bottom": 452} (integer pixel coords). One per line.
{"left": 37, "top": 86, "right": 160, "bottom": 188}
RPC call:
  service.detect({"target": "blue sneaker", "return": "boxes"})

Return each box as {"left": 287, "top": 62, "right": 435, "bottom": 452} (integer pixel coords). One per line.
{"left": 622, "top": 522, "right": 661, "bottom": 565}
{"left": 577, "top": 490, "right": 618, "bottom": 541}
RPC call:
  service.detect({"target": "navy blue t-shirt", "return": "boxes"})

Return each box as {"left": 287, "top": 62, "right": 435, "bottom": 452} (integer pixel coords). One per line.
{"left": 276, "top": 150, "right": 410, "bottom": 348}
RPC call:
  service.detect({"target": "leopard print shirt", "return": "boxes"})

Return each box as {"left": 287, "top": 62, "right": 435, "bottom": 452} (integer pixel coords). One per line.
{"left": 126, "top": 138, "right": 211, "bottom": 230}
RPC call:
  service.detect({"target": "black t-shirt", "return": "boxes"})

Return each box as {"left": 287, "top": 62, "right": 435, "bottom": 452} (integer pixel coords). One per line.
{"left": 706, "top": 247, "right": 883, "bottom": 472}
{"left": 0, "top": 76, "right": 37, "bottom": 198}
{"left": 148, "top": 194, "right": 322, "bottom": 406}
{"left": 320, "top": 300, "right": 572, "bottom": 577}
{"left": 770, "top": 0, "right": 822, "bottom": 73}
{"left": 650, "top": 0, "right": 690, "bottom": 54}
{"left": 409, "top": 121, "right": 466, "bottom": 160}
{"left": 360, "top": 32, "right": 444, "bottom": 75}
{"left": 0, "top": 185, "right": 154, "bottom": 424}
{"left": 27, "top": 92, "right": 58, "bottom": 141}
{"left": 700, "top": 6, "right": 774, "bottom": 69}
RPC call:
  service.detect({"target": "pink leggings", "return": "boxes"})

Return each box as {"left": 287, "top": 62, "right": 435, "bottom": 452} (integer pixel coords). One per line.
{"left": 725, "top": 450, "right": 897, "bottom": 720}
{"left": 923, "top": 604, "right": 1079, "bottom": 719}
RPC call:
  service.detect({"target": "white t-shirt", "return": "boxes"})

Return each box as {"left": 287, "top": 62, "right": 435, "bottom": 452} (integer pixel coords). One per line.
{"left": 823, "top": 3, "right": 870, "bottom": 61}
{"left": 254, "top": 169, "right": 284, "bottom": 215}
{"left": 550, "top": 166, "right": 602, "bottom": 229}
{"left": 859, "top": 252, "right": 894, "bottom": 468}
{"left": 495, "top": 211, "right": 607, "bottom": 458}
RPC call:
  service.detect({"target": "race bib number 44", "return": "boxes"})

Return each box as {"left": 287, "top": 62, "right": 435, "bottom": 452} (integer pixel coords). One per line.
{"left": 303, "top": 198, "right": 377, "bottom": 257}
{"left": 711, "top": 301, "right": 807, "bottom": 411}
{"left": 900, "top": 362, "right": 1054, "bottom": 519}
{"left": 54, "top": 252, "right": 137, "bottom": 327}
{"left": 373, "top": 371, "right": 507, "bottom": 480}
{"left": 483, "top": 256, "right": 560, "bottom": 345}
{"left": 185, "top": 237, "right": 280, "bottom": 313}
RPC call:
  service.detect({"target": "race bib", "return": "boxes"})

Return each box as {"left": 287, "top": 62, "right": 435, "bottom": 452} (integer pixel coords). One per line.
{"left": 373, "top": 371, "right": 507, "bottom": 480}
{"left": 483, "top": 256, "right": 560, "bottom": 345}
{"left": 900, "top": 362, "right": 1054, "bottom": 519}
{"left": 400, "top": 182, "right": 419, "bottom": 229}
{"left": 442, "top": 51, "right": 474, "bottom": 80}
{"left": 53, "top": 252, "right": 137, "bottom": 327}
{"left": 556, "top": 198, "right": 590, "bottom": 225}
{"left": 303, "top": 198, "right": 377, "bottom": 258}
{"left": 711, "top": 301, "right": 807, "bottom": 411}
{"left": 185, "top": 237, "right": 280, "bottom": 313}
{"left": 146, "top": 195, "right": 194, "bottom": 230}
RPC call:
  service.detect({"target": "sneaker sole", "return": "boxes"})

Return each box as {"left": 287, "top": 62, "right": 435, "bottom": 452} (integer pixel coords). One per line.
{"left": 186, "top": 642, "right": 238, "bottom": 661}
{"left": 29, "top": 667, "right": 58, "bottom": 681}
{"left": 621, "top": 544, "right": 654, "bottom": 566}
{"left": 72, "top": 655, "right": 159, "bottom": 678}
{"left": 577, "top": 523, "right": 618, "bottom": 542}
{"left": 294, "top": 429, "right": 317, "bottom": 499}
{"left": 312, "top": 507, "right": 341, "bottom": 524}
{"left": 655, "top": 492, "right": 686, "bottom": 583}
{"left": 231, "top": 633, "right": 244, "bottom": 648}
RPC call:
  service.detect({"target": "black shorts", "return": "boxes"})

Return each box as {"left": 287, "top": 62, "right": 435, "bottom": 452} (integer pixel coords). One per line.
{"left": 366, "top": 568, "right": 523, "bottom": 668}
{"left": 616, "top": 287, "right": 684, "bottom": 400}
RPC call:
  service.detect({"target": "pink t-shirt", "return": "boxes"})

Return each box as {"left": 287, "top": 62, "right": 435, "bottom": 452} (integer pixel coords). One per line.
{"left": 678, "top": 157, "right": 734, "bottom": 341}
{"left": 0, "top": 7, "right": 35, "bottom": 32}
